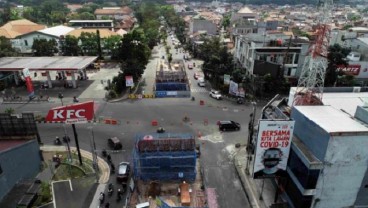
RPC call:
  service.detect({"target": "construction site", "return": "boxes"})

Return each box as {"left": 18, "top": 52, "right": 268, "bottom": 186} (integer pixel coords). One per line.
{"left": 128, "top": 133, "right": 211, "bottom": 208}
{"left": 155, "top": 60, "right": 191, "bottom": 98}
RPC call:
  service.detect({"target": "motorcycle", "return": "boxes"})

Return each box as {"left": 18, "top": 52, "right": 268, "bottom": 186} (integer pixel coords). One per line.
{"left": 157, "top": 127, "right": 165, "bottom": 133}
{"left": 116, "top": 189, "right": 122, "bottom": 202}
{"left": 99, "top": 192, "right": 105, "bottom": 205}
{"left": 108, "top": 183, "right": 114, "bottom": 197}
{"left": 54, "top": 137, "right": 62, "bottom": 145}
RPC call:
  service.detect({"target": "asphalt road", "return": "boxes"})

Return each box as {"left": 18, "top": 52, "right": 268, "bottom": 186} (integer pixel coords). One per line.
{"left": 1, "top": 97, "right": 262, "bottom": 208}
{"left": 0, "top": 34, "right": 262, "bottom": 208}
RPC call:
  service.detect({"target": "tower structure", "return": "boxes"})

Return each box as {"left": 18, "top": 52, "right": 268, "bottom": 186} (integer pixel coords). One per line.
{"left": 293, "top": 0, "right": 333, "bottom": 106}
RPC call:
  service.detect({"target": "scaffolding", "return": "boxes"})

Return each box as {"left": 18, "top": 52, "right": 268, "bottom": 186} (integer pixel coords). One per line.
{"left": 133, "top": 133, "right": 197, "bottom": 181}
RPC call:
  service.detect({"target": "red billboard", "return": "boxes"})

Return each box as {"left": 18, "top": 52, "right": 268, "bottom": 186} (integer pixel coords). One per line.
{"left": 336, "top": 64, "right": 360, "bottom": 76}
{"left": 45, "top": 101, "right": 94, "bottom": 123}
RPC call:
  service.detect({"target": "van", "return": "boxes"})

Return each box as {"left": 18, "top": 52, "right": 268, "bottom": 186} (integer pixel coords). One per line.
{"left": 107, "top": 137, "right": 122, "bottom": 150}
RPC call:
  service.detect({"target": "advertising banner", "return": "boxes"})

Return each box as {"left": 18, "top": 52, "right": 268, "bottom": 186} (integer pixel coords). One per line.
{"left": 253, "top": 120, "right": 295, "bottom": 179}
{"left": 336, "top": 64, "right": 360, "bottom": 76}
{"left": 229, "top": 81, "right": 238, "bottom": 96}
{"left": 125, "top": 75, "right": 134, "bottom": 87}
{"left": 224, "top": 74, "right": 231, "bottom": 85}
{"left": 45, "top": 101, "right": 94, "bottom": 123}
{"left": 22, "top": 68, "right": 34, "bottom": 96}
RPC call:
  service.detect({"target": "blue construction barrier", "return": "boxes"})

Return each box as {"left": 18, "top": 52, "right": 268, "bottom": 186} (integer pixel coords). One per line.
{"left": 133, "top": 133, "right": 197, "bottom": 181}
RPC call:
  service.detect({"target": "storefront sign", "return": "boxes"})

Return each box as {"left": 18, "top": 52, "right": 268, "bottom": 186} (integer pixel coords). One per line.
{"left": 336, "top": 65, "right": 360, "bottom": 76}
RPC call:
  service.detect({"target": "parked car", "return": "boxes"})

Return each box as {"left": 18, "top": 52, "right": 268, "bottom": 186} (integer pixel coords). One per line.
{"left": 188, "top": 64, "right": 193, "bottom": 69}
{"left": 209, "top": 89, "right": 222, "bottom": 100}
{"left": 218, "top": 120, "right": 241, "bottom": 131}
{"left": 117, "top": 162, "right": 130, "bottom": 182}
{"left": 107, "top": 137, "right": 122, "bottom": 150}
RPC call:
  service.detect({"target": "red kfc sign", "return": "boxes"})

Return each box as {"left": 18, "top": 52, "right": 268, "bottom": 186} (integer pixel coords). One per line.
{"left": 336, "top": 65, "right": 361, "bottom": 76}
{"left": 45, "top": 101, "right": 94, "bottom": 123}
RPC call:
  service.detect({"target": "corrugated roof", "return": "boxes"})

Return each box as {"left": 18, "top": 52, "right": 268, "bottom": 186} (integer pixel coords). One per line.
{"left": 94, "top": 6, "right": 132, "bottom": 15}
{"left": 294, "top": 105, "right": 368, "bottom": 134}
{"left": 38, "top": 25, "right": 75, "bottom": 37}
{"left": 0, "top": 56, "right": 98, "bottom": 71}
{"left": 67, "top": 28, "right": 120, "bottom": 38}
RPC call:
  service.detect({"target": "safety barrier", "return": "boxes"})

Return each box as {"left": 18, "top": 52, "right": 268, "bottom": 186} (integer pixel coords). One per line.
{"left": 128, "top": 94, "right": 155, "bottom": 99}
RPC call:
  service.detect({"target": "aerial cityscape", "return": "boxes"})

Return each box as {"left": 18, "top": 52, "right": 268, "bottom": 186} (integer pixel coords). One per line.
{"left": 0, "top": 0, "right": 368, "bottom": 208}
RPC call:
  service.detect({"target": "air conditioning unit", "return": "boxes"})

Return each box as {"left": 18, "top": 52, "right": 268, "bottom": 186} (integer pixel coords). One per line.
{"left": 353, "top": 87, "right": 361, "bottom": 93}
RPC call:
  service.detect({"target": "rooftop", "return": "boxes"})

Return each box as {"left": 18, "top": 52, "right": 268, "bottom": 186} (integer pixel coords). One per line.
{"left": 293, "top": 105, "right": 368, "bottom": 134}
{"left": 0, "top": 56, "right": 98, "bottom": 71}
{"left": 0, "top": 139, "right": 29, "bottom": 152}
{"left": 38, "top": 25, "right": 75, "bottom": 37}
{"left": 238, "top": 7, "right": 254, "bottom": 14}
{"left": 67, "top": 29, "right": 120, "bottom": 38}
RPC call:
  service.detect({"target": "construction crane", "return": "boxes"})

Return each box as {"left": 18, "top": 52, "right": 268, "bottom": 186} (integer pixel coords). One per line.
{"left": 293, "top": 0, "right": 334, "bottom": 106}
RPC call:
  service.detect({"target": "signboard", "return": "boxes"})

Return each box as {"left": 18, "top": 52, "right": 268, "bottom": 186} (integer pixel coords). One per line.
{"left": 229, "top": 81, "right": 238, "bottom": 96}
{"left": 45, "top": 101, "right": 94, "bottom": 123}
{"left": 125, "top": 76, "right": 134, "bottom": 87}
{"left": 224, "top": 74, "right": 231, "bottom": 85}
{"left": 253, "top": 120, "right": 295, "bottom": 179}
{"left": 22, "top": 68, "right": 34, "bottom": 96}
{"left": 337, "top": 64, "right": 360, "bottom": 76}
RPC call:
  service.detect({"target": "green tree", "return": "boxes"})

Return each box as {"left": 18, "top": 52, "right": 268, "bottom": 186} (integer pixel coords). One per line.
{"left": 222, "top": 13, "right": 231, "bottom": 29}
{"left": 0, "top": 36, "right": 18, "bottom": 57}
{"left": 103, "top": 35, "right": 122, "bottom": 59}
{"left": 118, "top": 29, "right": 151, "bottom": 81}
{"left": 32, "top": 39, "right": 58, "bottom": 56}
{"left": 97, "top": 30, "right": 102, "bottom": 59}
{"left": 39, "top": 0, "right": 69, "bottom": 24}
{"left": 60, "top": 35, "right": 80, "bottom": 56}
{"left": 325, "top": 44, "right": 350, "bottom": 86}
{"left": 79, "top": 32, "right": 99, "bottom": 56}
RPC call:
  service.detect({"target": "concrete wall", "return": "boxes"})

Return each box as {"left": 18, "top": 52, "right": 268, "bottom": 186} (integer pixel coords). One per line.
{"left": 0, "top": 140, "right": 41, "bottom": 201}
{"left": 12, "top": 33, "right": 57, "bottom": 53}
{"left": 313, "top": 135, "right": 368, "bottom": 208}
{"left": 189, "top": 19, "right": 217, "bottom": 35}
{"left": 290, "top": 108, "right": 329, "bottom": 161}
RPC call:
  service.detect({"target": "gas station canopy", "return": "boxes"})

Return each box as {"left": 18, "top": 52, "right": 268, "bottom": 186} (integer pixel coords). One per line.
{"left": 0, "top": 56, "right": 98, "bottom": 71}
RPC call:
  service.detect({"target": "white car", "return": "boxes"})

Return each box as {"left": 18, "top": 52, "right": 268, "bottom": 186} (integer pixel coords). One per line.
{"left": 198, "top": 78, "right": 205, "bottom": 87}
{"left": 210, "top": 90, "right": 222, "bottom": 100}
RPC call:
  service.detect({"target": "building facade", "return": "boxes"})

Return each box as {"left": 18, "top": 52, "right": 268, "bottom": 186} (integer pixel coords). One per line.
{"left": 0, "top": 139, "right": 41, "bottom": 201}
{"left": 233, "top": 33, "right": 309, "bottom": 78}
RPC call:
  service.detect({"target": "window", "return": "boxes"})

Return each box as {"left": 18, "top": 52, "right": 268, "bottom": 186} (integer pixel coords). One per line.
{"left": 24, "top": 40, "right": 28, "bottom": 46}
{"left": 0, "top": 164, "right": 3, "bottom": 175}
{"left": 288, "top": 149, "right": 320, "bottom": 189}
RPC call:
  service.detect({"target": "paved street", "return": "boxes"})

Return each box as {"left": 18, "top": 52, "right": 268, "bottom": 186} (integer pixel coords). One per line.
{"left": 0, "top": 34, "right": 264, "bottom": 208}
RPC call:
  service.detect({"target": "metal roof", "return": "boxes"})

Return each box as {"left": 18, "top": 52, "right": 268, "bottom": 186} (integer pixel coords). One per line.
{"left": 38, "top": 25, "right": 75, "bottom": 37}
{"left": 322, "top": 92, "right": 368, "bottom": 116}
{"left": 293, "top": 105, "right": 368, "bottom": 134}
{"left": 0, "top": 56, "right": 98, "bottom": 71}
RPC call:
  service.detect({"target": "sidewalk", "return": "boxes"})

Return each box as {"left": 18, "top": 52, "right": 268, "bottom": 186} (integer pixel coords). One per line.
{"left": 38, "top": 145, "right": 110, "bottom": 208}
{"left": 234, "top": 146, "right": 281, "bottom": 208}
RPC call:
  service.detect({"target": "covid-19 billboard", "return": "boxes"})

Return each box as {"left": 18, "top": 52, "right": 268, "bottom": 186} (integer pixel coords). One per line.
{"left": 253, "top": 120, "right": 295, "bottom": 179}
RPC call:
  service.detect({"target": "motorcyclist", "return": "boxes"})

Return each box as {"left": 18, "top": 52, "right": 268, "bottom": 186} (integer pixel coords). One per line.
{"left": 108, "top": 183, "right": 114, "bottom": 196}
{"left": 55, "top": 136, "right": 61, "bottom": 145}
{"left": 73, "top": 96, "right": 79, "bottom": 103}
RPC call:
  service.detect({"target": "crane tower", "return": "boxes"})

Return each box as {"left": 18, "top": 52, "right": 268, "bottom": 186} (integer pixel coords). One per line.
{"left": 293, "top": 0, "right": 334, "bottom": 105}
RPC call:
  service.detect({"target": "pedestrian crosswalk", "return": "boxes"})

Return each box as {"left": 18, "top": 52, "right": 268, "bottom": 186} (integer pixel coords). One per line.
{"left": 190, "top": 87, "right": 208, "bottom": 93}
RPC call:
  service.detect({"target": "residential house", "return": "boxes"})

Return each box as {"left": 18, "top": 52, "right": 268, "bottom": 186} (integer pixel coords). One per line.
{"left": 0, "top": 19, "right": 46, "bottom": 39}
{"left": 94, "top": 6, "right": 133, "bottom": 21}
{"left": 11, "top": 25, "right": 75, "bottom": 54}
{"left": 189, "top": 18, "right": 217, "bottom": 35}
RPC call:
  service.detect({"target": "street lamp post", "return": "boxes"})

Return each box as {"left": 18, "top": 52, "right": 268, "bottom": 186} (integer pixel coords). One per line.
{"left": 245, "top": 101, "right": 257, "bottom": 175}
{"left": 88, "top": 126, "right": 99, "bottom": 182}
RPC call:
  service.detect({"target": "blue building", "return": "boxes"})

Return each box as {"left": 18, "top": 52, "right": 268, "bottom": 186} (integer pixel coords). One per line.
{"left": 133, "top": 133, "right": 197, "bottom": 181}
{"left": 0, "top": 139, "right": 41, "bottom": 201}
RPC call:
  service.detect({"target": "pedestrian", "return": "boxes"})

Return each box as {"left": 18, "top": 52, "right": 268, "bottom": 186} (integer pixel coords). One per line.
{"left": 107, "top": 154, "right": 112, "bottom": 163}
